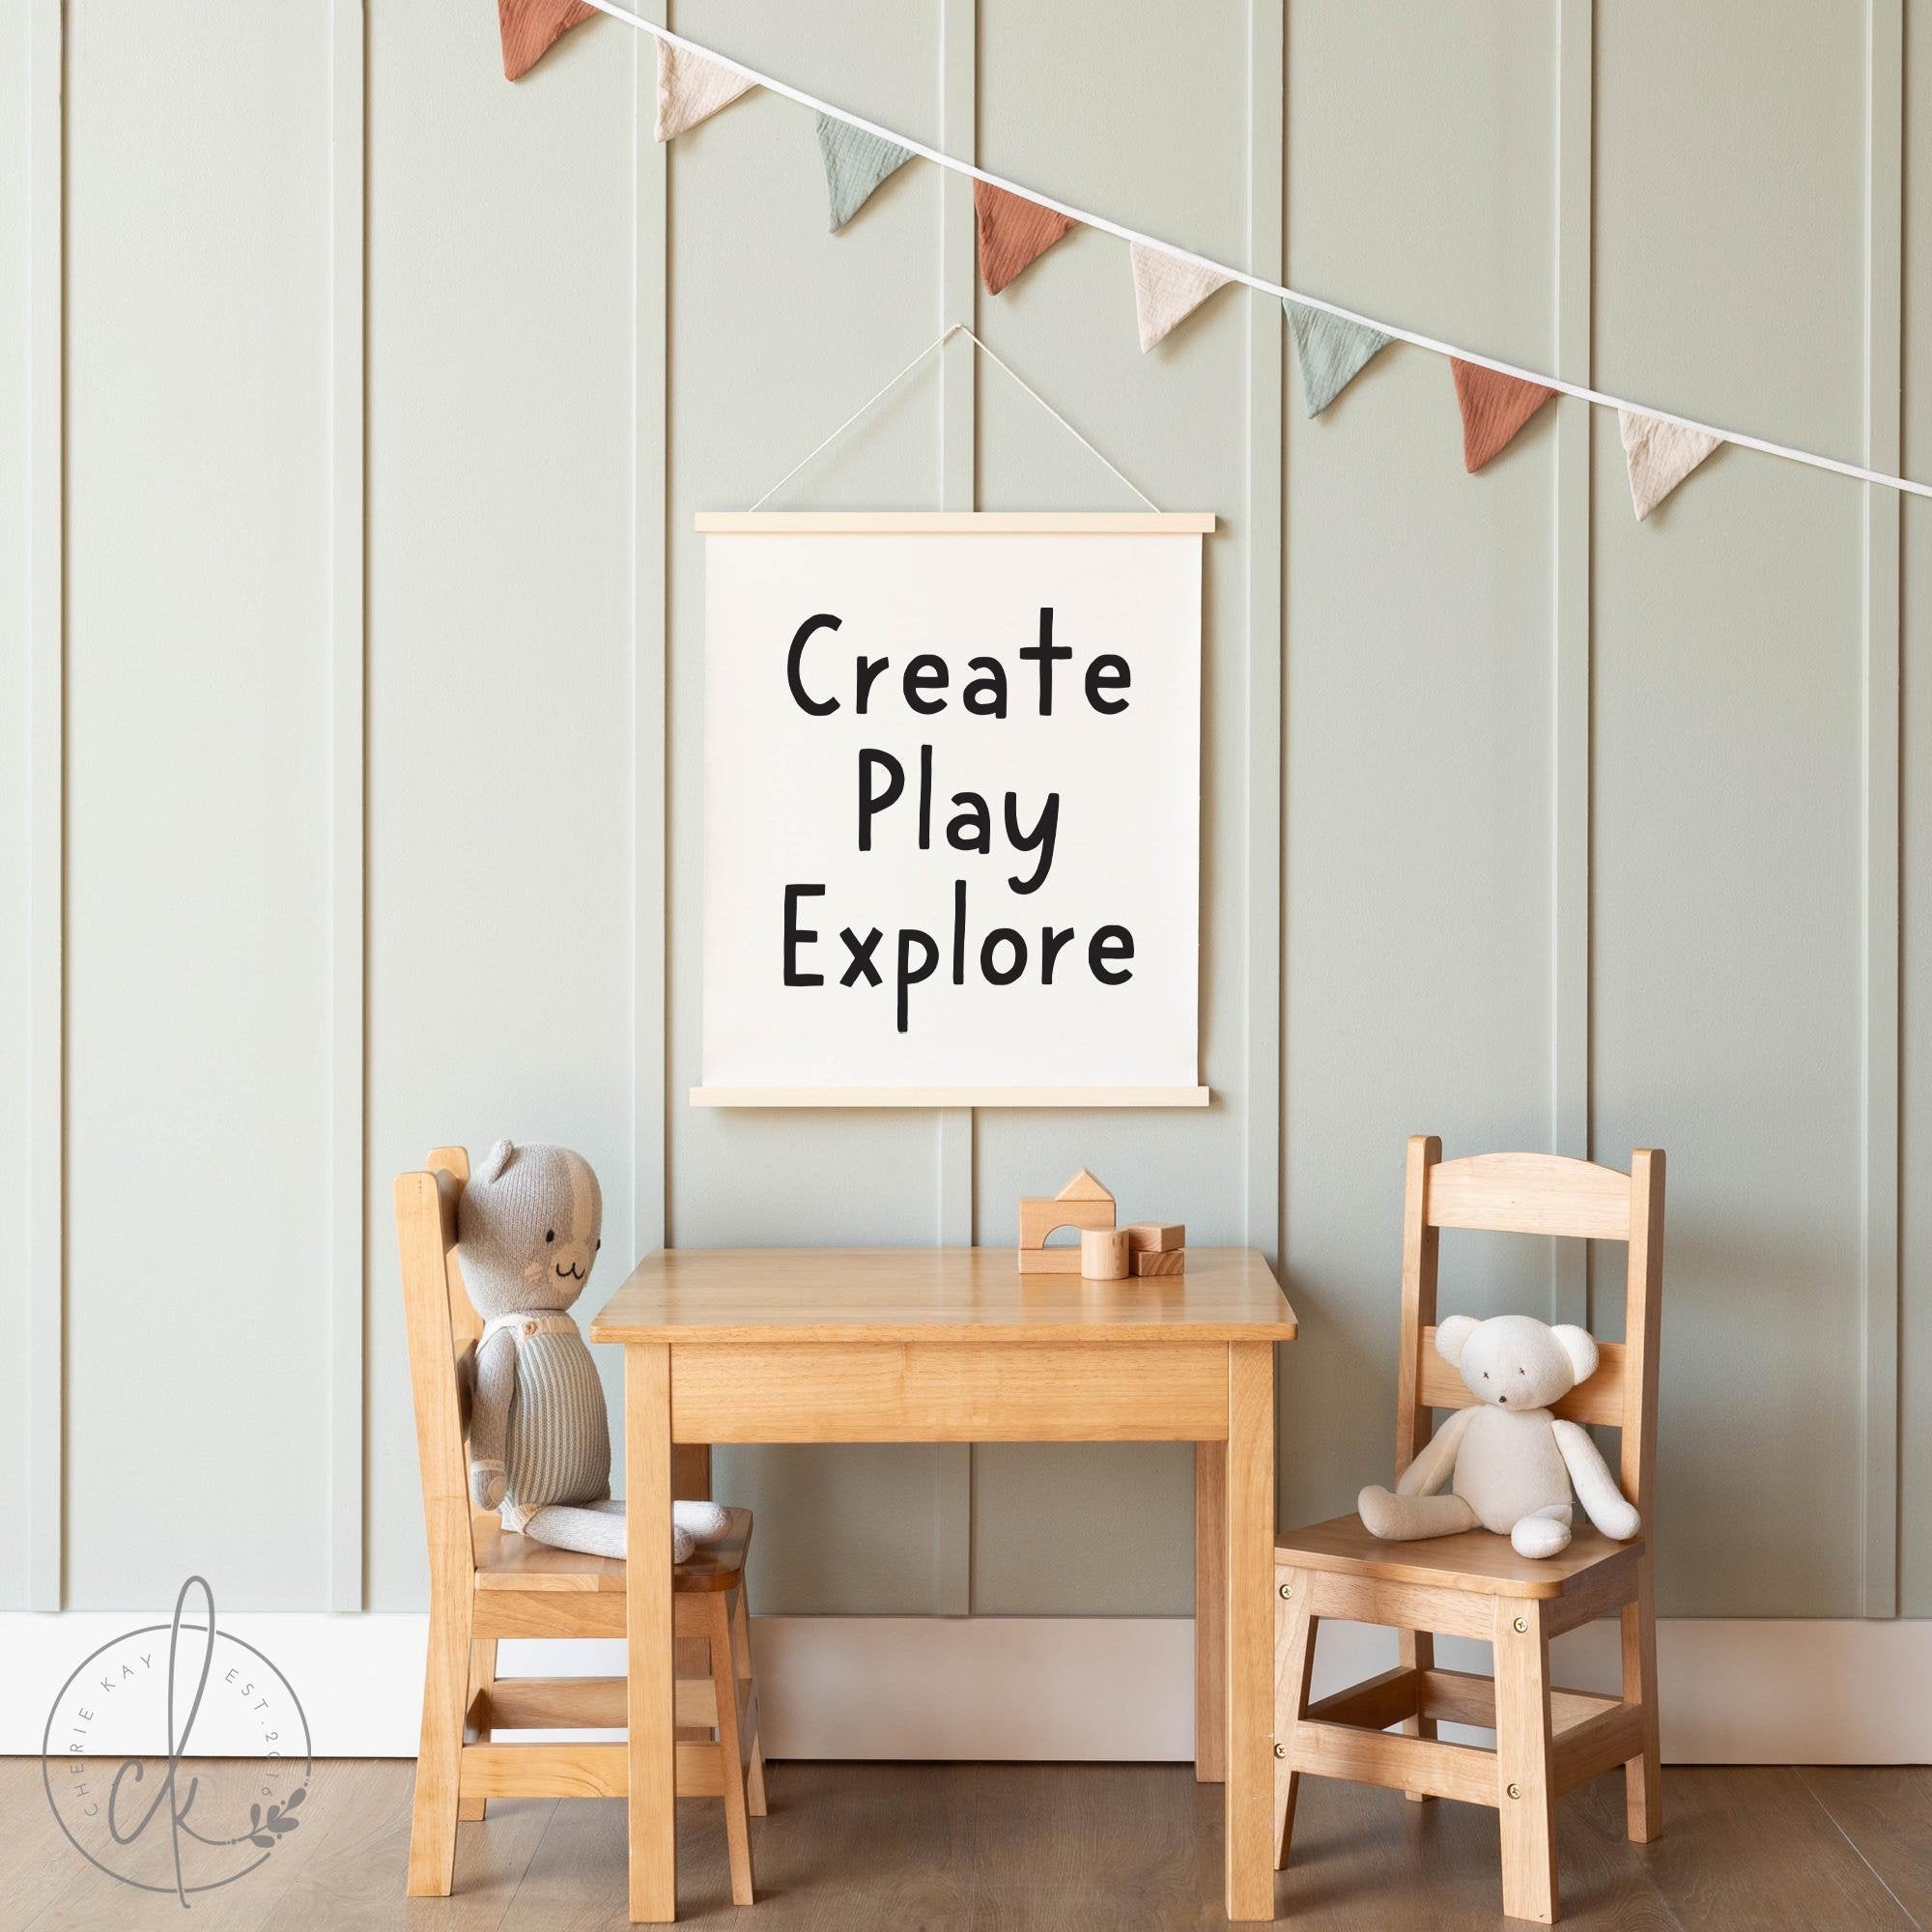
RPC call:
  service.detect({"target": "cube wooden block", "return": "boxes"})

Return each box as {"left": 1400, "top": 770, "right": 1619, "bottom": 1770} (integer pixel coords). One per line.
{"left": 1122, "top": 1223, "right": 1185, "bottom": 1254}
{"left": 1131, "top": 1249, "right": 1186, "bottom": 1278}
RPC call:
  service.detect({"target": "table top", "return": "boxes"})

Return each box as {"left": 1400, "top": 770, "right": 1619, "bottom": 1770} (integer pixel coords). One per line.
{"left": 590, "top": 1246, "right": 1296, "bottom": 1346}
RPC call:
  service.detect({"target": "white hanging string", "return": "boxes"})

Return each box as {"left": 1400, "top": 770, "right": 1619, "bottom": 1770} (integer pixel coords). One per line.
{"left": 750, "top": 323, "right": 1159, "bottom": 510}
{"left": 579, "top": 0, "right": 1930, "bottom": 504}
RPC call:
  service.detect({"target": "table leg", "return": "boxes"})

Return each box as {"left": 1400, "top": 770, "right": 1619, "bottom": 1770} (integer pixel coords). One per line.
{"left": 1225, "top": 1343, "right": 1276, "bottom": 1921}
{"left": 625, "top": 1343, "right": 677, "bottom": 1923}
{"left": 1195, "top": 1440, "right": 1226, "bottom": 1782}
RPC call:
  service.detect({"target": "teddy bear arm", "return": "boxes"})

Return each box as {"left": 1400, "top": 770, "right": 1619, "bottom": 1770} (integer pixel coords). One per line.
{"left": 467, "top": 1330, "right": 517, "bottom": 1510}
{"left": 1395, "top": 1403, "right": 1474, "bottom": 1497}
{"left": 1550, "top": 1418, "right": 1639, "bottom": 1540}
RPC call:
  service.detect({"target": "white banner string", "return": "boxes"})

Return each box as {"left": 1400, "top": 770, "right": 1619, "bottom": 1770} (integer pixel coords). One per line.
{"left": 581, "top": 0, "right": 1929, "bottom": 503}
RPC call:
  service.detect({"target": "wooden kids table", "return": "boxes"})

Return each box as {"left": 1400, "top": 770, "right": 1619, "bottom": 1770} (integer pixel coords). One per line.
{"left": 591, "top": 1246, "right": 1297, "bottom": 1922}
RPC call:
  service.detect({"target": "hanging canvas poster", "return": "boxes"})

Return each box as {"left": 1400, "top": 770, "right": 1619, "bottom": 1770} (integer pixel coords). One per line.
{"left": 695, "top": 511, "right": 1210, "bottom": 1107}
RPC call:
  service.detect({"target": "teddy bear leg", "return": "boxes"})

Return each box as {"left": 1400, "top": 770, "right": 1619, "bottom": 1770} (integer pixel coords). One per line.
{"left": 1357, "top": 1488, "right": 1479, "bottom": 1541}
{"left": 525, "top": 1500, "right": 696, "bottom": 1565}
{"left": 675, "top": 1500, "right": 731, "bottom": 1542}
{"left": 1510, "top": 1504, "right": 1574, "bottom": 1560}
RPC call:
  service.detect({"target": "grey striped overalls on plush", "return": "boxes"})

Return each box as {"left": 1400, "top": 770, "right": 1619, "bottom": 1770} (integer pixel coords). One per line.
{"left": 483, "top": 1310, "right": 611, "bottom": 1532}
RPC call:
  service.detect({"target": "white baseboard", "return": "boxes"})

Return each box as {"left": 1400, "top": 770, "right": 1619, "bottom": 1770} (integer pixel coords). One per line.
{"left": 4, "top": 1612, "right": 1926, "bottom": 1764}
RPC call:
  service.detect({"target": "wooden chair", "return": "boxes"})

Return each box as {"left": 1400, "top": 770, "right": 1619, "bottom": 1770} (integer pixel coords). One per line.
{"left": 398, "top": 1146, "right": 767, "bottom": 1904}
{"left": 1272, "top": 1138, "right": 1664, "bottom": 1925}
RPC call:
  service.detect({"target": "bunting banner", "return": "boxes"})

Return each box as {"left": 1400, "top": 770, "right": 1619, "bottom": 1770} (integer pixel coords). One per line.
{"left": 1619, "top": 411, "right": 1721, "bottom": 521}
{"left": 975, "top": 181, "right": 1075, "bottom": 296}
{"left": 1286, "top": 301, "right": 1391, "bottom": 416}
{"left": 816, "top": 115, "right": 912, "bottom": 231}
{"left": 497, "top": 0, "right": 593, "bottom": 81}
{"left": 1452, "top": 360, "right": 1558, "bottom": 472}
{"left": 656, "top": 42, "right": 755, "bottom": 142}
{"left": 510, "top": 9, "right": 1932, "bottom": 524}
{"left": 1129, "top": 243, "right": 1232, "bottom": 353}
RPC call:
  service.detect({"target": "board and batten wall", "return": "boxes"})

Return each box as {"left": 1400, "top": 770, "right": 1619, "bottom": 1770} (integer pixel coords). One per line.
{"left": 2, "top": 0, "right": 1929, "bottom": 1754}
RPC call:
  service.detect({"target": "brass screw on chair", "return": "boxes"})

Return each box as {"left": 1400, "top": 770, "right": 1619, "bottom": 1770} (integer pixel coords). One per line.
{"left": 1513, "top": 1616, "right": 1528, "bottom": 1633}
{"left": 1274, "top": 1743, "right": 1287, "bottom": 1759}
{"left": 1507, "top": 1781, "right": 1521, "bottom": 1800}
{"left": 1279, "top": 1581, "right": 1293, "bottom": 1600}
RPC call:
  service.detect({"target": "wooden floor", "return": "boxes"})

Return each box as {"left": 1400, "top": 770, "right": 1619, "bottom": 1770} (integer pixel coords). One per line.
{"left": 5, "top": 1757, "right": 1927, "bottom": 1931}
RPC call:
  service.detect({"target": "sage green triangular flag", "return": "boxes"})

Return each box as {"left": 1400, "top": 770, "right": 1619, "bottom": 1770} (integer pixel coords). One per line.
{"left": 1286, "top": 300, "right": 1392, "bottom": 416}
{"left": 815, "top": 114, "right": 912, "bottom": 232}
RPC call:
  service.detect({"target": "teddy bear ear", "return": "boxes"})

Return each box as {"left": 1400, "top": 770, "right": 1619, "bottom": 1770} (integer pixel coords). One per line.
{"left": 1435, "top": 1314, "right": 1479, "bottom": 1365}
{"left": 1550, "top": 1324, "right": 1600, "bottom": 1385}
{"left": 478, "top": 1138, "right": 516, "bottom": 1184}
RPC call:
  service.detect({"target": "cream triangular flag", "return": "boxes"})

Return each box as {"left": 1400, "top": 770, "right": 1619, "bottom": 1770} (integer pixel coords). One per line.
{"left": 1129, "top": 243, "right": 1233, "bottom": 353}
{"left": 655, "top": 43, "right": 755, "bottom": 142}
{"left": 1618, "top": 410, "right": 1720, "bottom": 521}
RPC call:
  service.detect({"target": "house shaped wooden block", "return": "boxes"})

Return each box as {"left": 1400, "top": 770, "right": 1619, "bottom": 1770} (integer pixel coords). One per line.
{"left": 1017, "top": 1170, "right": 1116, "bottom": 1273}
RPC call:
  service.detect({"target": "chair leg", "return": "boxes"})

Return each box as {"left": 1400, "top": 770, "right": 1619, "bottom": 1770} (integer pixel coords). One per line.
{"left": 1494, "top": 1602, "right": 1558, "bottom": 1924}
{"left": 1271, "top": 1566, "right": 1317, "bottom": 1871}
{"left": 1622, "top": 1556, "right": 1662, "bottom": 1843}
{"left": 406, "top": 1589, "right": 471, "bottom": 1897}
{"left": 708, "top": 1593, "right": 756, "bottom": 1906}
{"left": 731, "top": 1584, "right": 768, "bottom": 1818}
{"left": 457, "top": 1638, "right": 497, "bottom": 1823}
{"left": 1399, "top": 1627, "right": 1436, "bottom": 1802}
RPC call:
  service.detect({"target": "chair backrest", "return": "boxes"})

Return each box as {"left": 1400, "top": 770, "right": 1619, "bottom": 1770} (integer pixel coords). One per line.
{"left": 1395, "top": 1138, "right": 1665, "bottom": 1516}
{"left": 396, "top": 1146, "right": 486, "bottom": 1585}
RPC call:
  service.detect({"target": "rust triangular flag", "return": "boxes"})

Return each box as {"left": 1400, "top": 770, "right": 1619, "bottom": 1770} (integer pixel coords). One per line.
{"left": 656, "top": 42, "right": 756, "bottom": 141}
{"left": 1618, "top": 410, "right": 1720, "bottom": 520}
{"left": 1451, "top": 360, "right": 1558, "bottom": 472}
{"left": 497, "top": 0, "right": 595, "bottom": 81}
{"left": 1129, "top": 243, "right": 1232, "bottom": 353}
{"left": 975, "top": 182, "right": 1074, "bottom": 295}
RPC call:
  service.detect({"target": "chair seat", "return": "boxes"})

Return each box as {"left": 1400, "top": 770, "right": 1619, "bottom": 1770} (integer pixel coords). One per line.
{"left": 472, "top": 1506, "right": 754, "bottom": 1594}
{"left": 1274, "top": 1512, "right": 1643, "bottom": 1600}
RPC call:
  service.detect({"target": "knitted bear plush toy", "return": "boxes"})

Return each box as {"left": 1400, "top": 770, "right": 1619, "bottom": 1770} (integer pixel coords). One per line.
{"left": 457, "top": 1139, "right": 726, "bottom": 1564}
{"left": 1356, "top": 1313, "right": 1641, "bottom": 1560}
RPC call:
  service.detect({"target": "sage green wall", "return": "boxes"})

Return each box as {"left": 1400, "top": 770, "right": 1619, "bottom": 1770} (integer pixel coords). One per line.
{"left": 1, "top": 0, "right": 1923, "bottom": 1626}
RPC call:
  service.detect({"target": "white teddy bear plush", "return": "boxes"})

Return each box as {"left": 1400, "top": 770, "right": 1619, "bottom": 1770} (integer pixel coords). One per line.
{"left": 1357, "top": 1313, "right": 1640, "bottom": 1559}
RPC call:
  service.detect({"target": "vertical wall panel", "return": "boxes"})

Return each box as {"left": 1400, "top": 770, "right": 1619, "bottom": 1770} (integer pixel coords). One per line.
{"left": 1592, "top": 4, "right": 1867, "bottom": 1616}
{"left": 62, "top": 1, "right": 333, "bottom": 1606}
{"left": 667, "top": 3, "right": 949, "bottom": 1614}
{"left": 1900, "top": 0, "right": 1931, "bottom": 1617}
{"left": 363, "top": 1, "right": 639, "bottom": 1607}
{"left": 0, "top": 0, "right": 35, "bottom": 1607}
{"left": 968, "top": 0, "right": 1254, "bottom": 1616}
{"left": 1277, "top": 2, "right": 1558, "bottom": 1535}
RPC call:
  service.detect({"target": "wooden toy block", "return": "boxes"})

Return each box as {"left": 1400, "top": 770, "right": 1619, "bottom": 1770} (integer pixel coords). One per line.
{"left": 1017, "top": 1170, "right": 1117, "bottom": 1272}
{"left": 1080, "top": 1229, "right": 1130, "bottom": 1280}
{"left": 1018, "top": 1195, "right": 1116, "bottom": 1250}
{"left": 1131, "top": 1249, "right": 1186, "bottom": 1278}
{"left": 1056, "top": 1168, "right": 1114, "bottom": 1203}
{"left": 1017, "top": 1247, "right": 1085, "bottom": 1275}
{"left": 1122, "top": 1222, "right": 1185, "bottom": 1254}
